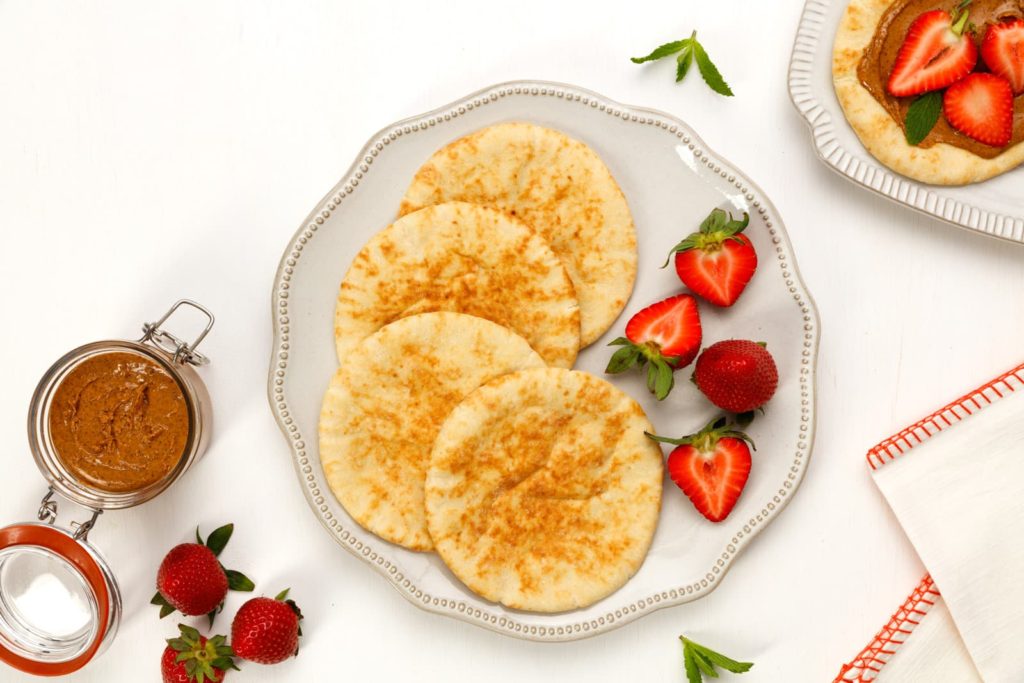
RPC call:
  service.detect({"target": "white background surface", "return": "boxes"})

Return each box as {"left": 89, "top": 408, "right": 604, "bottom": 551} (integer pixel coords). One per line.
{"left": 1, "top": 1, "right": 1022, "bottom": 681}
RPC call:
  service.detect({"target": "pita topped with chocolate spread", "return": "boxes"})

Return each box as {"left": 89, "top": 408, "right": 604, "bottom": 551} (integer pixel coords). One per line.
{"left": 833, "top": 0, "right": 1024, "bottom": 185}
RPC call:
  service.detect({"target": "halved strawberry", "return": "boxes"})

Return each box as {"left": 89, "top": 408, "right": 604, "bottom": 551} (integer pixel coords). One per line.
{"left": 646, "top": 418, "right": 754, "bottom": 523}
{"left": 664, "top": 208, "right": 757, "bottom": 308}
{"left": 982, "top": 18, "right": 1024, "bottom": 94}
{"left": 944, "top": 72, "right": 1014, "bottom": 147}
{"left": 605, "top": 294, "right": 702, "bottom": 400}
{"left": 887, "top": 8, "right": 977, "bottom": 97}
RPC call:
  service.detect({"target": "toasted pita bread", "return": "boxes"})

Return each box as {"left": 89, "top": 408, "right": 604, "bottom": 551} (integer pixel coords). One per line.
{"left": 334, "top": 202, "right": 579, "bottom": 369}
{"left": 833, "top": 0, "right": 1024, "bottom": 185}
{"left": 425, "top": 368, "right": 663, "bottom": 612}
{"left": 319, "top": 313, "right": 545, "bottom": 551}
{"left": 399, "top": 123, "right": 637, "bottom": 346}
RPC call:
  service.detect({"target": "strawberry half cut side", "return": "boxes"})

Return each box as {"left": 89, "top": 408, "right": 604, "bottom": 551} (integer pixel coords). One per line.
{"left": 646, "top": 417, "right": 754, "bottom": 523}
{"left": 664, "top": 208, "right": 757, "bottom": 307}
{"left": 944, "top": 72, "right": 1014, "bottom": 147}
{"left": 887, "top": 8, "right": 977, "bottom": 97}
{"left": 605, "top": 293, "right": 702, "bottom": 400}
{"left": 982, "top": 18, "right": 1024, "bottom": 94}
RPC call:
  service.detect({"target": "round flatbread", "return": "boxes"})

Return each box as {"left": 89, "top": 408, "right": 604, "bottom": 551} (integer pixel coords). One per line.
{"left": 399, "top": 122, "right": 637, "bottom": 347}
{"left": 319, "top": 312, "right": 545, "bottom": 551}
{"left": 425, "top": 368, "right": 663, "bottom": 612}
{"left": 833, "top": 0, "right": 1024, "bottom": 185}
{"left": 334, "top": 202, "right": 579, "bottom": 369}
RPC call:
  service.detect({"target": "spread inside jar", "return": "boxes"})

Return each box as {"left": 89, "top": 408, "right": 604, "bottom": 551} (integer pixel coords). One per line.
{"left": 857, "top": 0, "right": 1024, "bottom": 158}
{"left": 48, "top": 351, "right": 189, "bottom": 492}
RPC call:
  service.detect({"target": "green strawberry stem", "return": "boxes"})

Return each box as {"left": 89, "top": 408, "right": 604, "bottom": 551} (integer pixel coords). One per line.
{"left": 645, "top": 416, "right": 756, "bottom": 451}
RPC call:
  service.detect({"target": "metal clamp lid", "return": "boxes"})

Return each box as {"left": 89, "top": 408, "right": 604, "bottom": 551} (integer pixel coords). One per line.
{"left": 37, "top": 488, "right": 102, "bottom": 541}
{"left": 140, "top": 300, "right": 214, "bottom": 366}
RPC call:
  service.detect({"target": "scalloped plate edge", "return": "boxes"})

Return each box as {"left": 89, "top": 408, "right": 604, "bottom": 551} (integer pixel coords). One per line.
{"left": 268, "top": 79, "right": 821, "bottom": 642}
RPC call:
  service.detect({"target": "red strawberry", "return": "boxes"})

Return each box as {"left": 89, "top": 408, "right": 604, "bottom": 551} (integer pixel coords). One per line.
{"left": 647, "top": 418, "right": 754, "bottom": 522}
{"left": 160, "top": 624, "right": 236, "bottom": 683}
{"left": 887, "top": 8, "right": 977, "bottom": 97}
{"left": 664, "top": 208, "right": 757, "bottom": 307}
{"left": 982, "top": 18, "right": 1024, "bottom": 94}
{"left": 606, "top": 294, "right": 702, "bottom": 400}
{"left": 944, "top": 72, "right": 1014, "bottom": 147}
{"left": 153, "top": 524, "right": 254, "bottom": 623}
{"left": 231, "top": 590, "right": 303, "bottom": 665}
{"left": 694, "top": 340, "right": 779, "bottom": 413}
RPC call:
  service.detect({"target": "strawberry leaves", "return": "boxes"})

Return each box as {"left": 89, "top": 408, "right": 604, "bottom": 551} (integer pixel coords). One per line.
{"left": 645, "top": 416, "right": 756, "bottom": 452}
{"left": 606, "top": 337, "right": 679, "bottom": 401}
{"left": 663, "top": 208, "right": 749, "bottom": 267}
{"left": 632, "top": 31, "right": 734, "bottom": 96}
{"left": 166, "top": 624, "right": 238, "bottom": 683}
{"left": 680, "top": 636, "right": 753, "bottom": 683}
{"left": 904, "top": 91, "right": 943, "bottom": 145}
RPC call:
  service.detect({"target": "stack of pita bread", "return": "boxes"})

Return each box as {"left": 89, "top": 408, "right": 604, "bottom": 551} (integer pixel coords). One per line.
{"left": 319, "top": 122, "right": 664, "bottom": 612}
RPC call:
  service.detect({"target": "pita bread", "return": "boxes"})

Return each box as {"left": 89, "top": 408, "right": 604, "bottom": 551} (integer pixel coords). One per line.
{"left": 425, "top": 368, "right": 663, "bottom": 612}
{"left": 319, "top": 312, "right": 545, "bottom": 551}
{"left": 399, "top": 122, "right": 637, "bottom": 346}
{"left": 833, "top": 0, "right": 1024, "bottom": 185}
{"left": 335, "top": 202, "right": 579, "bottom": 369}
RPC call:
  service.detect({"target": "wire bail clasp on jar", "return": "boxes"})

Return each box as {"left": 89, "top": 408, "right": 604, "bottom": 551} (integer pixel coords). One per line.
{"left": 36, "top": 487, "right": 102, "bottom": 541}
{"left": 140, "top": 300, "right": 215, "bottom": 367}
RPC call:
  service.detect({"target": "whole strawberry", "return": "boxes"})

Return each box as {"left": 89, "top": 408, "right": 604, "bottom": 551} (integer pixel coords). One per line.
{"left": 161, "top": 624, "right": 236, "bottom": 683}
{"left": 694, "top": 340, "right": 778, "bottom": 413}
{"left": 664, "top": 208, "right": 757, "bottom": 307}
{"left": 231, "top": 589, "right": 303, "bottom": 665}
{"left": 153, "top": 524, "right": 254, "bottom": 623}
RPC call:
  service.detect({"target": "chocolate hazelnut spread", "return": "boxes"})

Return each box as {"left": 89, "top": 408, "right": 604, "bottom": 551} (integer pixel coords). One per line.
{"left": 49, "top": 351, "right": 188, "bottom": 492}
{"left": 857, "top": 0, "right": 1024, "bottom": 158}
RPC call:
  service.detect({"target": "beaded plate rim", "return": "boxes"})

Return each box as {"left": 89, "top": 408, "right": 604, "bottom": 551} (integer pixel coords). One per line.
{"left": 788, "top": 0, "right": 1024, "bottom": 244}
{"left": 268, "top": 80, "right": 821, "bottom": 642}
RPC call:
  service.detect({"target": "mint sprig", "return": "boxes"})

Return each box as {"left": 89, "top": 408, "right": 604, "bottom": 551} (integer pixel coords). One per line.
{"left": 904, "top": 91, "right": 943, "bottom": 146}
{"left": 632, "top": 31, "right": 734, "bottom": 96}
{"left": 680, "top": 636, "right": 753, "bottom": 683}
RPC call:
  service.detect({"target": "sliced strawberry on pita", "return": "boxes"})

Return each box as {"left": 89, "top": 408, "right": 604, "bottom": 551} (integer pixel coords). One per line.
{"left": 646, "top": 417, "right": 754, "bottom": 523}
{"left": 664, "top": 208, "right": 757, "bottom": 308}
{"left": 982, "top": 18, "right": 1024, "bottom": 94}
{"left": 944, "top": 72, "right": 1014, "bottom": 147}
{"left": 887, "top": 8, "right": 977, "bottom": 97}
{"left": 605, "top": 294, "right": 702, "bottom": 401}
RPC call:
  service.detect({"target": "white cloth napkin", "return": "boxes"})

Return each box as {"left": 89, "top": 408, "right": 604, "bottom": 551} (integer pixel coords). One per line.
{"left": 838, "top": 365, "right": 1024, "bottom": 683}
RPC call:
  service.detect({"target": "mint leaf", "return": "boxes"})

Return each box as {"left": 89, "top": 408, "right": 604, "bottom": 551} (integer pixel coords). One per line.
{"left": 692, "top": 36, "right": 734, "bottom": 96}
{"left": 631, "top": 40, "right": 688, "bottom": 63}
{"left": 680, "top": 636, "right": 753, "bottom": 681}
{"left": 633, "top": 31, "right": 734, "bottom": 96}
{"left": 904, "top": 91, "right": 943, "bottom": 146}
{"left": 684, "top": 647, "right": 702, "bottom": 683}
{"left": 676, "top": 43, "right": 695, "bottom": 82}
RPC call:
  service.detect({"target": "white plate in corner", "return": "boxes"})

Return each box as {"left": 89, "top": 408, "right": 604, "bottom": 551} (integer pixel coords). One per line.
{"left": 268, "top": 80, "right": 820, "bottom": 641}
{"left": 789, "top": 0, "right": 1024, "bottom": 244}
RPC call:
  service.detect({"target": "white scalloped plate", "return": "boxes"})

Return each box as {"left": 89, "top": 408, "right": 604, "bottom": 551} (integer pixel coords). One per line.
{"left": 268, "top": 81, "right": 820, "bottom": 641}
{"left": 789, "top": 0, "right": 1024, "bottom": 243}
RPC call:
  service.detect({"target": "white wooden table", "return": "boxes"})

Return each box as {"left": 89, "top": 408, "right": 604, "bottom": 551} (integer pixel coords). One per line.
{"left": 2, "top": 1, "right": 1022, "bottom": 680}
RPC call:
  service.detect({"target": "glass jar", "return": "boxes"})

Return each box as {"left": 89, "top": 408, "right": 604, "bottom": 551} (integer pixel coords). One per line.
{"left": 0, "top": 300, "right": 214, "bottom": 676}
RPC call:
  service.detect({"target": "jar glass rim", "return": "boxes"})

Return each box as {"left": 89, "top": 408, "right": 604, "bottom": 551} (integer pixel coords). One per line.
{"left": 0, "top": 524, "right": 115, "bottom": 676}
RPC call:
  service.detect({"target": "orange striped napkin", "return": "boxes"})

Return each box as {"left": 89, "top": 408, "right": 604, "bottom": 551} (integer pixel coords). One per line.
{"left": 836, "top": 363, "right": 1024, "bottom": 682}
